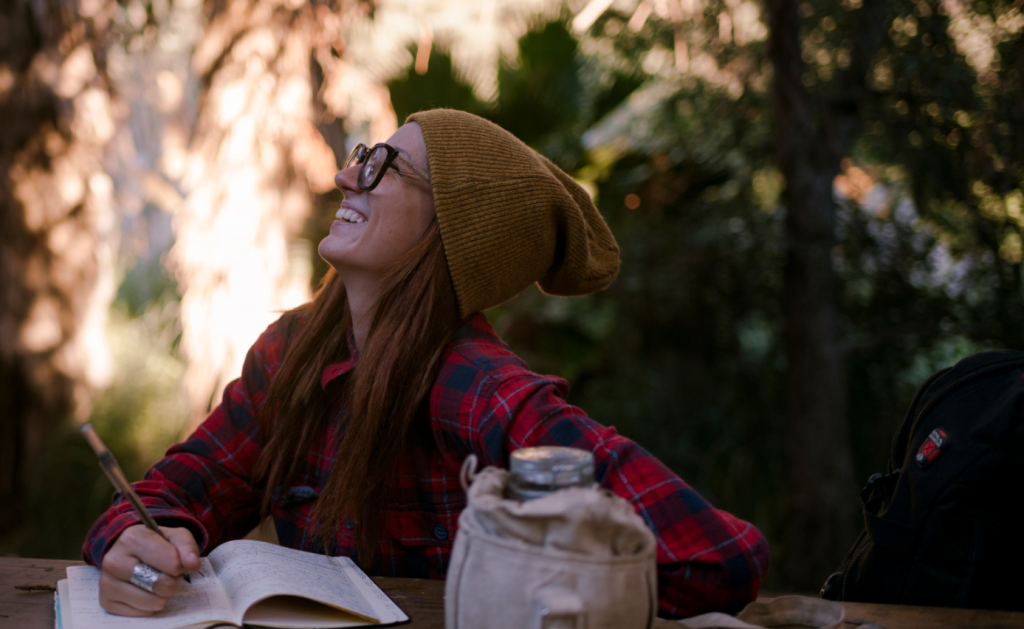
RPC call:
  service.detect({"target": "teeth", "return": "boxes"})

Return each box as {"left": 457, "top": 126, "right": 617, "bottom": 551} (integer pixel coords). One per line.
{"left": 335, "top": 207, "right": 366, "bottom": 224}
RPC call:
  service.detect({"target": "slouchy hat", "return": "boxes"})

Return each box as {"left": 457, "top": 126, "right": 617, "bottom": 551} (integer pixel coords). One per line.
{"left": 406, "top": 109, "right": 620, "bottom": 319}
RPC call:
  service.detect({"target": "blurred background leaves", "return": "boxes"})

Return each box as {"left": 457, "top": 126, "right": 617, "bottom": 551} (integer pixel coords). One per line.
{"left": 1, "top": 0, "right": 1022, "bottom": 593}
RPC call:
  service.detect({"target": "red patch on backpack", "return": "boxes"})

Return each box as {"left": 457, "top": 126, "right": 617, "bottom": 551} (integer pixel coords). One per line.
{"left": 915, "top": 428, "right": 949, "bottom": 467}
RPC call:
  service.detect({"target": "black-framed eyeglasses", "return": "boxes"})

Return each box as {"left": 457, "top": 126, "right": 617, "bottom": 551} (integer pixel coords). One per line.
{"left": 343, "top": 142, "right": 431, "bottom": 191}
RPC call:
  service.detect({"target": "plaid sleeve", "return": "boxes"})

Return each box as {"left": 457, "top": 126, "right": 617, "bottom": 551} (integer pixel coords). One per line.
{"left": 470, "top": 371, "right": 769, "bottom": 618}
{"left": 82, "top": 318, "right": 287, "bottom": 566}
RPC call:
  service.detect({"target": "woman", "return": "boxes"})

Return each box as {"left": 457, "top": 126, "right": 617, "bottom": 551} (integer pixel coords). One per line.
{"left": 85, "top": 109, "right": 769, "bottom": 619}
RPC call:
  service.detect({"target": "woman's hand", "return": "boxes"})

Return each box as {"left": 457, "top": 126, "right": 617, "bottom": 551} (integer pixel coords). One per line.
{"left": 98, "top": 524, "right": 202, "bottom": 616}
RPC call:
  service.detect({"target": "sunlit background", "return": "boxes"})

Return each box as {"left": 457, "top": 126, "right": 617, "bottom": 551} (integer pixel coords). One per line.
{"left": 1, "top": 0, "right": 1021, "bottom": 593}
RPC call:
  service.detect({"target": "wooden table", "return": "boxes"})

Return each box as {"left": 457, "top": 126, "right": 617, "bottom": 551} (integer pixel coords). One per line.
{"left": 4, "top": 557, "right": 1024, "bottom": 628}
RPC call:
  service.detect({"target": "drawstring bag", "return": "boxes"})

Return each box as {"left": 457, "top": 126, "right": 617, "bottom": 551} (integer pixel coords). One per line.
{"left": 446, "top": 456, "right": 847, "bottom": 629}
{"left": 446, "top": 455, "right": 659, "bottom": 629}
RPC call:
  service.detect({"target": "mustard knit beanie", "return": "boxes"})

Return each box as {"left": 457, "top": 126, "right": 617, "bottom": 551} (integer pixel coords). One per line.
{"left": 406, "top": 109, "right": 620, "bottom": 319}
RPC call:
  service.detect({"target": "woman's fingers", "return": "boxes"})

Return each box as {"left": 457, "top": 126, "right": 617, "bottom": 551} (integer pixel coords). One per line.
{"left": 98, "top": 570, "right": 168, "bottom": 615}
{"left": 114, "top": 525, "right": 188, "bottom": 577}
{"left": 99, "top": 524, "right": 201, "bottom": 615}
{"left": 100, "top": 600, "right": 155, "bottom": 617}
{"left": 102, "top": 545, "right": 183, "bottom": 597}
{"left": 163, "top": 526, "right": 202, "bottom": 573}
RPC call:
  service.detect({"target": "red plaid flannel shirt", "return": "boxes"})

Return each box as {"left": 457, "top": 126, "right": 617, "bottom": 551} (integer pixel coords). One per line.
{"left": 84, "top": 313, "right": 768, "bottom": 618}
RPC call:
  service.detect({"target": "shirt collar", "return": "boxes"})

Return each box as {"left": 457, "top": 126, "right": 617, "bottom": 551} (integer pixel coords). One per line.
{"left": 320, "top": 326, "right": 360, "bottom": 390}
{"left": 318, "top": 313, "right": 494, "bottom": 390}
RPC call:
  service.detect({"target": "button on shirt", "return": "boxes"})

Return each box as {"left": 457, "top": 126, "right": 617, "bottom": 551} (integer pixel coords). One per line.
{"left": 83, "top": 313, "right": 768, "bottom": 618}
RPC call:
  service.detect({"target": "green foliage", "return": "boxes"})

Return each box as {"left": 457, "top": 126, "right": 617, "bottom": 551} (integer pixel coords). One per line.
{"left": 388, "top": 49, "right": 485, "bottom": 123}
{"left": 116, "top": 253, "right": 181, "bottom": 318}
{"left": 389, "top": 12, "right": 788, "bottom": 564}
{"left": 17, "top": 302, "right": 188, "bottom": 559}
{"left": 830, "top": 0, "right": 1024, "bottom": 479}
{"left": 489, "top": 20, "right": 588, "bottom": 166}
{"left": 25, "top": 0, "right": 1021, "bottom": 583}
{"left": 388, "top": 4, "right": 1023, "bottom": 589}
{"left": 21, "top": 423, "right": 135, "bottom": 559}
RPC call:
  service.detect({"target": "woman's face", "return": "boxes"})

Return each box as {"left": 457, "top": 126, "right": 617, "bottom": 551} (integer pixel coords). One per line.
{"left": 318, "top": 122, "right": 435, "bottom": 281}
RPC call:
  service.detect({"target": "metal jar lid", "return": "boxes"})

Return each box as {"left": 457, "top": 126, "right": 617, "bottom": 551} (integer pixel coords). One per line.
{"left": 508, "top": 446, "right": 595, "bottom": 500}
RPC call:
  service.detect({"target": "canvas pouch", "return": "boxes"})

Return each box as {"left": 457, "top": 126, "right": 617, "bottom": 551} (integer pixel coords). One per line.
{"left": 445, "top": 456, "right": 659, "bottom": 629}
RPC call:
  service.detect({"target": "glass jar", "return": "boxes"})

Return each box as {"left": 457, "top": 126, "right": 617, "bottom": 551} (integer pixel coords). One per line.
{"left": 507, "top": 446, "right": 595, "bottom": 501}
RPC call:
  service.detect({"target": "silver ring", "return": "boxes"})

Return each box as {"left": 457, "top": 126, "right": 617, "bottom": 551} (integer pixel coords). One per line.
{"left": 130, "top": 562, "right": 162, "bottom": 593}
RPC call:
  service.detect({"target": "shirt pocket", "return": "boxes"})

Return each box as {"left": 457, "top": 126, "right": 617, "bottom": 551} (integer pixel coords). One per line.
{"left": 271, "top": 483, "right": 321, "bottom": 550}
{"left": 384, "top": 501, "right": 464, "bottom": 578}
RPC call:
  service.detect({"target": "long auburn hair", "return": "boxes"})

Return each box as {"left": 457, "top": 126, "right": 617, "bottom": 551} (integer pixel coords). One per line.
{"left": 254, "top": 218, "right": 462, "bottom": 567}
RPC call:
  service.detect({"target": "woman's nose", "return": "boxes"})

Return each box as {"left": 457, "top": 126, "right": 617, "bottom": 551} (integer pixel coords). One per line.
{"left": 335, "top": 165, "right": 359, "bottom": 191}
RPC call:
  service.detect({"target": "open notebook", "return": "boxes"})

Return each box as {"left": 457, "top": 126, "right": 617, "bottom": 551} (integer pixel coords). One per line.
{"left": 55, "top": 539, "right": 409, "bottom": 629}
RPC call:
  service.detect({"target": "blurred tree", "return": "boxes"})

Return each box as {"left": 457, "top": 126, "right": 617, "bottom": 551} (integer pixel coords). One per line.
{"left": 171, "top": 0, "right": 359, "bottom": 426}
{"left": 836, "top": 0, "right": 1024, "bottom": 538}
{"left": 384, "top": 0, "right": 1023, "bottom": 592}
{"left": 853, "top": 0, "right": 1024, "bottom": 349}
{"left": 175, "top": 0, "right": 565, "bottom": 426}
{"left": 19, "top": 304, "right": 188, "bottom": 559}
{"left": 766, "top": 0, "right": 892, "bottom": 589}
{"left": 576, "top": 0, "right": 1023, "bottom": 590}
{"left": 6, "top": 0, "right": 1021, "bottom": 592}
{"left": 778, "top": 0, "right": 1023, "bottom": 586}
{"left": 0, "top": 0, "right": 119, "bottom": 539}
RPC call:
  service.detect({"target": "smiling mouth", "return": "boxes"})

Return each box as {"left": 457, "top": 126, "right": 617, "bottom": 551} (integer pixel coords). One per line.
{"left": 336, "top": 207, "right": 366, "bottom": 224}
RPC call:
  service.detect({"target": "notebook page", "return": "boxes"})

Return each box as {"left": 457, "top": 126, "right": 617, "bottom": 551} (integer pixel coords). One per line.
{"left": 56, "top": 579, "right": 69, "bottom": 629}
{"left": 345, "top": 560, "right": 410, "bottom": 624}
{"left": 64, "top": 561, "right": 234, "bottom": 629}
{"left": 208, "top": 540, "right": 378, "bottom": 623}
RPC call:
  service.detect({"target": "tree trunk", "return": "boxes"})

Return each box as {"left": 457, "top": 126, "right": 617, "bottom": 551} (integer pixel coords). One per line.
{"left": 173, "top": 0, "right": 340, "bottom": 426}
{"left": 173, "top": 0, "right": 394, "bottom": 427}
{"left": 0, "top": 0, "right": 118, "bottom": 535}
{"left": 767, "top": 0, "right": 891, "bottom": 590}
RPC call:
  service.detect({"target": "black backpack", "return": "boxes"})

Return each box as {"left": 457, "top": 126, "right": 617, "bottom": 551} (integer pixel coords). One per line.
{"left": 821, "top": 350, "right": 1024, "bottom": 610}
